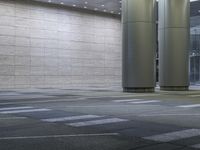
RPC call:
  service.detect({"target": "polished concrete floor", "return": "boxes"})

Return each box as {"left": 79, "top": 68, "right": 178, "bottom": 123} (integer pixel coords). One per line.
{"left": 0, "top": 87, "right": 200, "bottom": 150}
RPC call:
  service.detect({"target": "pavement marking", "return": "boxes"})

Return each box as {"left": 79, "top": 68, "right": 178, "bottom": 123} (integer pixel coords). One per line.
{"left": 188, "top": 94, "right": 200, "bottom": 97}
{"left": 68, "top": 118, "right": 128, "bottom": 127}
{"left": 0, "top": 95, "right": 56, "bottom": 101}
{"left": 109, "top": 94, "right": 160, "bottom": 98}
{"left": 177, "top": 104, "right": 200, "bottom": 108}
{"left": 0, "top": 93, "right": 22, "bottom": 96}
{"left": 0, "top": 106, "right": 33, "bottom": 111}
{"left": 55, "top": 105, "right": 140, "bottom": 108}
{"left": 0, "top": 108, "right": 51, "bottom": 114}
{"left": 42, "top": 115, "right": 103, "bottom": 123}
{"left": 140, "top": 113, "right": 200, "bottom": 117}
{"left": 0, "top": 98, "right": 86, "bottom": 105}
{"left": 112, "top": 99, "right": 142, "bottom": 103}
{"left": 0, "top": 133, "right": 119, "bottom": 140}
{"left": 84, "top": 94, "right": 160, "bottom": 99}
{"left": 0, "top": 117, "right": 27, "bottom": 120}
{"left": 143, "top": 129, "right": 200, "bottom": 142}
{"left": 129, "top": 100, "right": 160, "bottom": 104}
{"left": 192, "top": 144, "right": 200, "bottom": 149}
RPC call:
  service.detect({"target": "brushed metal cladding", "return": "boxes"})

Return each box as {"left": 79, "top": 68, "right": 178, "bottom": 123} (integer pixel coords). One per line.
{"left": 123, "top": 23, "right": 156, "bottom": 88}
{"left": 159, "top": 28, "right": 189, "bottom": 87}
{"left": 122, "top": 0, "right": 156, "bottom": 91}
{"left": 159, "top": 0, "right": 190, "bottom": 29}
{"left": 158, "top": 0, "right": 165, "bottom": 29}
{"left": 127, "top": 0, "right": 156, "bottom": 23}
{"left": 159, "top": 0, "right": 190, "bottom": 90}
{"left": 164, "top": 0, "right": 189, "bottom": 28}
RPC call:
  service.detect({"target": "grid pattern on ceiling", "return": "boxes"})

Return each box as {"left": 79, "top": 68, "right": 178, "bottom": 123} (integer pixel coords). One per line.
{"left": 33, "top": 0, "right": 122, "bottom": 15}
{"left": 33, "top": 0, "right": 200, "bottom": 16}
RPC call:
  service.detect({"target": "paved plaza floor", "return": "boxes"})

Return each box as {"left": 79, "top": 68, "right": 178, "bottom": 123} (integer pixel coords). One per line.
{"left": 0, "top": 87, "right": 200, "bottom": 150}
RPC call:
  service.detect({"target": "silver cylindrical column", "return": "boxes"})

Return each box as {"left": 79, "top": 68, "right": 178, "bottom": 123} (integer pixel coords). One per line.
{"left": 122, "top": 0, "right": 156, "bottom": 92}
{"left": 159, "top": 0, "right": 190, "bottom": 91}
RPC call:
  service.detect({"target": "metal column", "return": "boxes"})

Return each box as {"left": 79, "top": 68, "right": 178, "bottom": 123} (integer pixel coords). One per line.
{"left": 159, "top": 0, "right": 190, "bottom": 91}
{"left": 122, "top": 0, "right": 156, "bottom": 92}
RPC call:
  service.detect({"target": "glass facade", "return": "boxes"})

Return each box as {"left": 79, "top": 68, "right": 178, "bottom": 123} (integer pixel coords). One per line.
{"left": 189, "top": 1, "right": 200, "bottom": 86}
{"left": 190, "top": 28, "right": 200, "bottom": 85}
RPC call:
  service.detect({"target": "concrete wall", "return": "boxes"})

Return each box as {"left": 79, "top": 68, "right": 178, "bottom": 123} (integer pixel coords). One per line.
{"left": 0, "top": 0, "right": 122, "bottom": 89}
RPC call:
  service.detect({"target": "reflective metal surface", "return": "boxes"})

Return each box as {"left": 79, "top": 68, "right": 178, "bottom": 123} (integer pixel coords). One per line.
{"left": 159, "top": 0, "right": 190, "bottom": 90}
{"left": 159, "top": 0, "right": 189, "bottom": 28}
{"left": 127, "top": 0, "right": 156, "bottom": 22}
{"left": 122, "top": 0, "right": 156, "bottom": 92}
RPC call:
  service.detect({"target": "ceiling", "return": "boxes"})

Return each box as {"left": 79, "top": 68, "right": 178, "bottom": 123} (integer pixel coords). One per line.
{"left": 33, "top": 0, "right": 200, "bottom": 16}
{"left": 34, "top": 0, "right": 122, "bottom": 15}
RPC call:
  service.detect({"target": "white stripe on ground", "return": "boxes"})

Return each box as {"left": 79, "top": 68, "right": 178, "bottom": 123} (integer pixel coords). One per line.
{"left": 81, "top": 94, "right": 160, "bottom": 99}
{"left": 0, "top": 98, "right": 86, "bottom": 105}
{"left": 0, "top": 108, "right": 51, "bottom": 114}
{"left": 139, "top": 114, "right": 200, "bottom": 117}
{"left": 188, "top": 95, "right": 200, "bottom": 97}
{"left": 0, "top": 133, "right": 119, "bottom": 140}
{"left": 192, "top": 144, "right": 200, "bottom": 149}
{"left": 143, "top": 129, "right": 200, "bottom": 142}
{"left": 0, "top": 106, "right": 33, "bottom": 111}
{"left": 42, "top": 115, "right": 103, "bottom": 123}
{"left": 0, "top": 93, "right": 22, "bottom": 96}
{"left": 129, "top": 100, "right": 160, "bottom": 104}
{"left": 177, "top": 104, "right": 200, "bottom": 108}
{"left": 50, "top": 105, "right": 155, "bottom": 108}
{"left": 109, "top": 94, "right": 160, "bottom": 98}
{"left": 68, "top": 118, "right": 128, "bottom": 127}
{"left": 0, "top": 117, "right": 27, "bottom": 120}
{"left": 112, "top": 99, "right": 142, "bottom": 103}
{"left": 0, "top": 95, "right": 56, "bottom": 101}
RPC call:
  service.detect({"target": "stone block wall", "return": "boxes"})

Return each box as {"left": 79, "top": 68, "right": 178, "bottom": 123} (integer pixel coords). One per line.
{"left": 0, "top": 0, "right": 122, "bottom": 89}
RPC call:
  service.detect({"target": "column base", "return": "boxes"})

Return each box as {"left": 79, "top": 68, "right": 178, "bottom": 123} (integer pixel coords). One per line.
{"left": 123, "top": 87, "right": 155, "bottom": 93}
{"left": 160, "top": 86, "right": 189, "bottom": 91}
